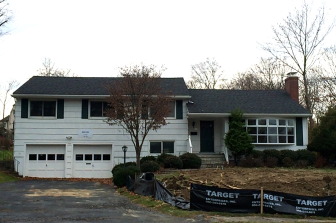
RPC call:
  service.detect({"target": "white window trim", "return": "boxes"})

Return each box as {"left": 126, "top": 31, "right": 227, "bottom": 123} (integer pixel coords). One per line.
{"left": 89, "top": 100, "right": 108, "bottom": 119}
{"left": 245, "top": 118, "right": 296, "bottom": 145}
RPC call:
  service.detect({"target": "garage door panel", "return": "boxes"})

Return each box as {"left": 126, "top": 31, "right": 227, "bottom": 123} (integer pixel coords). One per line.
{"left": 26, "top": 145, "right": 65, "bottom": 178}
{"left": 73, "top": 145, "right": 112, "bottom": 178}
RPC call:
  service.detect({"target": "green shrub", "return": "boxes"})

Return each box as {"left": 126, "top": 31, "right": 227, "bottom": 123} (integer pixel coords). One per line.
{"left": 250, "top": 150, "right": 263, "bottom": 159}
{"left": 280, "top": 150, "right": 298, "bottom": 164}
{"left": 157, "top": 153, "right": 174, "bottom": 165}
{"left": 295, "top": 159, "right": 309, "bottom": 168}
{"left": 263, "top": 149, "right": 281, "bottom": 160}
{"left": 282, "top": 157, "right": 294, "bottom": 167}
{"left": 296, "top": 150, "right": 317, "bottom": 166}
{"left": 112, "top": 166, "right": 140, "bottom": 187}
{"left": 265, "top": 157, "right": 279, "bottom": 168}
{"left": 140, "top": 160, "right": 160, "bottom": 173}
{"left": 240, "top": 155, "right": 264, "bottom": 167}
{"left": 112, "top": 162, "right": 136, "bottom": 175}
{"left": 140, "top": 156, "right": 157, "bottom": 164}
{"left": 179, "top": 153, "right": 202, "bottom": 169}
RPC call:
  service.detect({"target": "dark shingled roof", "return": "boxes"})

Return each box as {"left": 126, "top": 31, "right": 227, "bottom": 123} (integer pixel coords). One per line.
{"left": 187, "top": 89, "right": 310, "bottom": 115}
{"left": 13, "top": 76, "right": 190, "bottom": 96}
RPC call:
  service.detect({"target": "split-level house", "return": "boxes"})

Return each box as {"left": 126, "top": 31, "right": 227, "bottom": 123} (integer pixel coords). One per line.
{"left": 12, "top": 76, "right": 310, "bottom": 178}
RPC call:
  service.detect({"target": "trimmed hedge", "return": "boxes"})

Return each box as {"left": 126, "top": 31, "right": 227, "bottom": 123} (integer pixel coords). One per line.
{"left": 239, "top": 149, "right": 317, "bottom": 168}
{"left": 157, "top": 153, "right": 183, "bottom": 169}
{"left": 140, "top": 160, "right": 160, "bottom": 173}
{"left": 112, "top": 162, "right": 136, "bottom": 175}
{"left": 140, "top": 156, "right": 157, "bottom": 164}
{"left": 179, "top": 153, "right": 202, "bottom": 169}
{"left": 112, "top": 166, "right": 140, "bottom": 187}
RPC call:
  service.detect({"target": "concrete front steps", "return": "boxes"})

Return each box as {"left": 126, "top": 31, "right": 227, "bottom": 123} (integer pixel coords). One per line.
{"left": 197, "top": 153, "right": 226, "bottom": 168}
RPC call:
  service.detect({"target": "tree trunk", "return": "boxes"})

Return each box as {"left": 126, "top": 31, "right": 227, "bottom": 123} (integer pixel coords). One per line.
{"left": 135, "top": 147, "right": 141, "bottom": 169}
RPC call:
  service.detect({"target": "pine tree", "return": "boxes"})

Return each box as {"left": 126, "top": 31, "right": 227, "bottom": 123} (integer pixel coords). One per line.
{"left": 225, "top": 109, "right": 254, "bottom": 165}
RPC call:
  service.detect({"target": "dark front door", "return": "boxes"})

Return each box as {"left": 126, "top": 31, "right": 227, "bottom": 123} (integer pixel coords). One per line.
{"left": 200, "top": 121, "right": 214, "bottom": 153}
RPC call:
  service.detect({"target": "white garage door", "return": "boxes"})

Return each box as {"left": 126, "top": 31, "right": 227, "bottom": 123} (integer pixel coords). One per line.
{"left": 26, "top": 145, "right": 66, "bottom": 178}
{"left": 73, "top": 145, "right": 112, "bottom": 178}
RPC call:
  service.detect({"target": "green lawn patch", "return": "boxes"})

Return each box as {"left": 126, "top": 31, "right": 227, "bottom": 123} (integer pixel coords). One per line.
{"left": 0, "top": 171, "right": 19, "bottom": 183}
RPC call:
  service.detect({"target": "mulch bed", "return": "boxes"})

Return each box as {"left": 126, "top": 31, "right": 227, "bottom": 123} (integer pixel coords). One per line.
{"left": 22, "top": 177, "right": 113, "bottom": 185}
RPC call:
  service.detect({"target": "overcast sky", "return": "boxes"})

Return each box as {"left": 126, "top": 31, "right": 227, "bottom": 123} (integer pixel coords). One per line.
{"left": 1, "top": 0, "right": 336, "bottom": 116}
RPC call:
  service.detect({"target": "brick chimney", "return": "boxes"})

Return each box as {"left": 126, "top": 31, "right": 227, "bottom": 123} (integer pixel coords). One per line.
{"left": 285, "top": 75, "right": 299, "bottom": 102}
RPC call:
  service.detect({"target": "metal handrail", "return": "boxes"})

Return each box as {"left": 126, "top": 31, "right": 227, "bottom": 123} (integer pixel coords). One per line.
{"left": 188, "top": 135, "right": 193, "bottom": 153}
{"left": 14, "top": 158, "right": 20, "bottom": 173}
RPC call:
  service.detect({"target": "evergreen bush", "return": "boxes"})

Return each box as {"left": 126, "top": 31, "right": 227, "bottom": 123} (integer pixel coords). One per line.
{"left": 112, "top": 162, "right": 136, "bottom": 175}
{"left": 140, "top": 156, "right": 157, "bottom": 164}
{"left": 140, "top": 160, "right": 160, "bottom": 173}
{"left": 179, "top": 153, "right": 202, "bottom": 169}
{"left": 112, "top": 166, "right": 140, "bottom": 187}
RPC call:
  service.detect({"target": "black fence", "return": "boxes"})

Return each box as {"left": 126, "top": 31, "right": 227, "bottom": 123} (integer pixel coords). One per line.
{"left": 129, "top": 173, "right": 336, "bottom": 218}
{"left": 190, "top": 183, "right": 336, "bottom": 217}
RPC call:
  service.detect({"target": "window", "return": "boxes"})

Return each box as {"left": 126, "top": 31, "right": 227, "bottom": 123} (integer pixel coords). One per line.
{"left": 85, "top": 154, "right": 92, "bottom": 161}
{"left": 94, "top": 154, "right": 102, "bottom": 160}
{"left": 30, "top": 101, "right": 56, "bottom": 117}
{"left": 38, "top": 154, "right": 46, "bottom": 160}
{"left": 245, "top": 118, "right": 295, "bottom": 144}
{"left": 76, "top": 153, "right": 111, "bottom": 161}
{"left": 90, "top": 101, "right": 108, "bottom": 117}
{"left": 150, "top": 101, "right": 176, "bottom": 118}
{"left": 150, "top": 141, "right": 174, "bottom": 153}
{"left": 29, "top": 154, "right": 37, "bottom": 160}
{"left": 103, "top": 154, "right": 111, "bottom": 160}
{"left": 76, "top": 154, "right": 84, "bottom": 161}
{"left": 47, "top": 154, "right": 55, "bottom": 160}
{"left": 166, "top": 101, "right": 176, "bottom": 118}
{"left": 57, "top": 154, "right": 65, "bottom": 160}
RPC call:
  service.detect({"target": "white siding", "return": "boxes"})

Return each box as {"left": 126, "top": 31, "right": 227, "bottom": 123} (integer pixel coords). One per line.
{"left": 14, "top": 98, "right": 189, "bottom": 177}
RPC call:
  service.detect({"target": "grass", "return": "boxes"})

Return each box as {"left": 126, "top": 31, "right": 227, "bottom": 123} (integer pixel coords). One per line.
{"left": 0, "top": 171, "right": 19, "bottom": 183}
{"left": 0, "top": 149, "right": 13, "bottom": 161}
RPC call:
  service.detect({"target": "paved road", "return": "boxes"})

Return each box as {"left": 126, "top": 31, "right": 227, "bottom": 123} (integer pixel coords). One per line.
{"left": 0, "top": 180, "right": 207, "bottom": 223}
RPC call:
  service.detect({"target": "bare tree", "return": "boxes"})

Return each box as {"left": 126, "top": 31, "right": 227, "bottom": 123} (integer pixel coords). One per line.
{"left": 320, "top": 46, "right": 336, "bottom": 99}
{"left": 0, "top": 0, "right": 10, "bottom": 36}
{"left": 37, "top": 58, "right": 72, "bottom": 77}
{"left": 187, "top": 58, "right": 225, "bottom": 89}
{"left": 0, "top": 80, "right": 18, "bottom": 121}
{"left": 263, "top": 2, "right": 334, "bottom": 125}
{"left": 0, "top": 81, "right": 18, "bottom": 138}
{"left": 228, "top": 57, "right": 288, "bottom": 90}
{"left": 105, "top": 65, "right": 173, "bottom": 168}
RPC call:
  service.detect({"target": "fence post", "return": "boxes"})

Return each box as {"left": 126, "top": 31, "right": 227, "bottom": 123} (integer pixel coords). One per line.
{"left": 260, "top": 187, "right": 264, "bottom": 214}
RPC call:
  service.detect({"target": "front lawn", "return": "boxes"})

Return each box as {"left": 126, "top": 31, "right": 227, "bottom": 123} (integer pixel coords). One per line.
{"left": 0, "top": 171, "right": 18, "bottom": 183}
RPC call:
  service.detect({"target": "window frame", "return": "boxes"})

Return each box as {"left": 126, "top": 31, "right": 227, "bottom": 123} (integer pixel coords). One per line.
{"left": 245, "top": 118, "right": 295, "bottom": 145}
{"left": 75, "top": 153, "right": 111, "bottom": 162}
{"left": 149, "top": 141, "right": 175, "bottom": 154}
{"left": 29, "top": 100, "right": 57, "bottom": 118}
{"left": 89, "top": 101, "right": 108, "bottom": 118}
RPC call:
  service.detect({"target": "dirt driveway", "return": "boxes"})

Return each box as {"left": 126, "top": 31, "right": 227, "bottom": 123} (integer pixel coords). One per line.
{"left": 0, "top": 180, "right": 207, "bottom": 223}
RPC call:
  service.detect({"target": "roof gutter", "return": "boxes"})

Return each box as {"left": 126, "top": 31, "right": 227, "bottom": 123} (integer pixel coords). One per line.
{"left": 187, "top": 113, "right": 312, "bottom": 118}
{"left": 12, "top": 94, "right": 192, "bottom": 99}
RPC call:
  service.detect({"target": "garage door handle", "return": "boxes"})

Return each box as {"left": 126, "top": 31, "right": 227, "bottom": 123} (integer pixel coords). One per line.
{"left": 86, "top": 163, "right": 91, "bottom": 165}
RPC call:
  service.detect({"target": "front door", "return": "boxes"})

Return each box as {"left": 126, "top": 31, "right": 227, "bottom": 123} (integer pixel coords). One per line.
{"left": 200, "top": 121, "right": 214, "bottom": 153}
